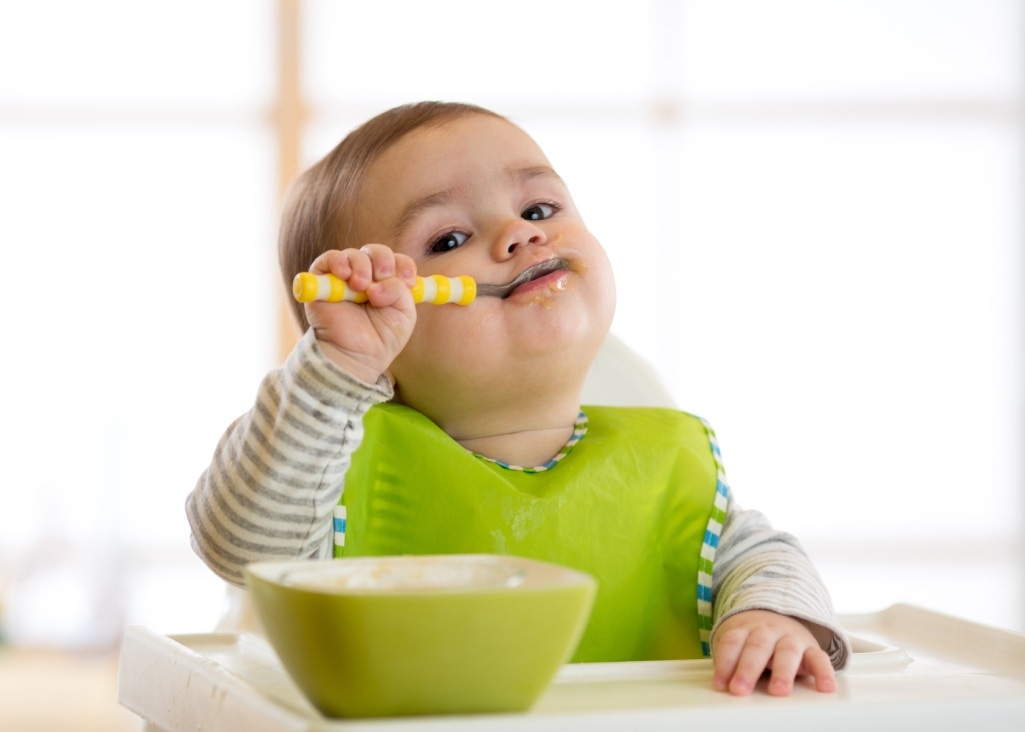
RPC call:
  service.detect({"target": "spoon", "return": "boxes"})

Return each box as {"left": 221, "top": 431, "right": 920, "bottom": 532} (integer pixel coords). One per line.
{"left": 292, "top": 258, "right": 570, "bottom": 305}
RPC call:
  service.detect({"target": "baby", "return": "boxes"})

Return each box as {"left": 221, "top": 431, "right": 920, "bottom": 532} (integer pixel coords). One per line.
{"left": 187, "top": 101, "right": 850, "bottom": 697}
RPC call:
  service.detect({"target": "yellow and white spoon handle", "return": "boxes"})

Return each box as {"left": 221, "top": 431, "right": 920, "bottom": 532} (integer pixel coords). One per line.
{"left": 292, "top": 272, "right": 477, "bottom": 306}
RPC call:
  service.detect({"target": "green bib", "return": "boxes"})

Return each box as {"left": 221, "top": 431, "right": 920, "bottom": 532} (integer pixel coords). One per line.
{"left": 337, "top": 403, "right": 725, "bottom": 662}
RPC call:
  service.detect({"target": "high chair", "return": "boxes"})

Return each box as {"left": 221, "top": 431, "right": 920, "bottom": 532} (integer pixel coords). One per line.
{"left": 118, "top": 333, "right": 1025, "bottom": 731}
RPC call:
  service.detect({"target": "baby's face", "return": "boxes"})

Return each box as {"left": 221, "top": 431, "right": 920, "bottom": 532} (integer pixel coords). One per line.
{"left": 355, "top": 114, "right": 616, "bottom": 429}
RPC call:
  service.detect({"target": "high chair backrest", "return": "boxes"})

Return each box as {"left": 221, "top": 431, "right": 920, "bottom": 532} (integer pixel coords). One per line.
{"left": 216, "top": 333, "right": 675, "bottom": 633}
{"left": 582, "top": 333, "right": 676, "bottom": 408}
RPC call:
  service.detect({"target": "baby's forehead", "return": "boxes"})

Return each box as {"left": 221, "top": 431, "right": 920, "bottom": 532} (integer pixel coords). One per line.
{"left": 364, "top": 118, "right": 555, "bottom": 190}
{"left": 401, "top": 113, "right": 545, "bottom": 159}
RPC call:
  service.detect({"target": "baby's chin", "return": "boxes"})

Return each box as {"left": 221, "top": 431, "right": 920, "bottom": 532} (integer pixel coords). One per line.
{"left": 397, "top": 364, "right": 589, "bottom": 420}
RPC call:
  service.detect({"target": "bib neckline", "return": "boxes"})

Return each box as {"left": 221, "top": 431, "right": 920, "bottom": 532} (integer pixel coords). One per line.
{"left": 471, "top": 411, "right": 588, "bottom": 473}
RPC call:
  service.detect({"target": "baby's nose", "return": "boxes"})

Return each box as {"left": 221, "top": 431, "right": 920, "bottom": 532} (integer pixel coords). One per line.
{"left": 494, "top": 219, "right": 547, "bottom": 257}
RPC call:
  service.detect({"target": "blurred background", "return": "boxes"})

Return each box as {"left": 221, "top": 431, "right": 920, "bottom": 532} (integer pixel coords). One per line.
{"left": 1, "top": 0, "right": 1022, "bottom": 727}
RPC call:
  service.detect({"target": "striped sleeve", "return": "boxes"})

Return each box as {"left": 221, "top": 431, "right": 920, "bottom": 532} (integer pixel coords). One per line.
{"left": 185, "top": 328, "right": 393, "bottom": 587}
{"left": 711, "top": 501, "right": 852, "bottom": 671}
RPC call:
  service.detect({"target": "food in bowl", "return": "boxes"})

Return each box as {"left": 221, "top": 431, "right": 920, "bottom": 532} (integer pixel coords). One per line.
{"left": 269, "top": 555, "right": 527, "bottom": 592}
{"left": 245, "top": 554, "right": 596, "bottom": 718}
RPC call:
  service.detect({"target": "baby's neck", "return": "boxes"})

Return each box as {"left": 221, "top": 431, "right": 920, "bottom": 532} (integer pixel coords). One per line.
{"left": 456, "top": 421, "right": 578, "bottom": 468}
{"left": 399, "top": 383, "right": 584, "bottom": 468}
{"left": 439, "top": 395, "right": 582, "bottom": 468}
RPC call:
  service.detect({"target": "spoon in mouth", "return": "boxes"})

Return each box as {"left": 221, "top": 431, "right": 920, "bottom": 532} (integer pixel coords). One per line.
{"left": 475, "top": 258, "right": 571, "bottom": 299}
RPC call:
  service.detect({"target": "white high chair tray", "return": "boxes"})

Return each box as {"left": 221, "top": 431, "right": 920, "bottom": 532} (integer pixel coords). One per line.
{"left": 119, "top": 603, "right": 1025, "bottom": 732}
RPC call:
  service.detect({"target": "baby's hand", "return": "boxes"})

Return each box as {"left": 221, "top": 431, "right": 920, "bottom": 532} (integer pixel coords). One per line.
{"left": 711, "top": 609, "right": 836, "bottom": 697}
{"left": 305, "top": 245, "right": 418, "bottom": 384}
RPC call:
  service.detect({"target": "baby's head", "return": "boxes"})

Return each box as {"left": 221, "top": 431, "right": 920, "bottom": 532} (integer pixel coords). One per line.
{"left": 280, "top": 101, "right": 616, "bottom": 428}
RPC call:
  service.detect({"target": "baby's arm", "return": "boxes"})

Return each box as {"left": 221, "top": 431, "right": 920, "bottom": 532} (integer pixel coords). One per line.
{"left": 185, "top": 329, "right": 393, "bottom": 586}
{"left": 710, "top": 502, "right": 851, "bottom": 696}
{"left": 187, "top": 246, "right": 416, "bottom": 586}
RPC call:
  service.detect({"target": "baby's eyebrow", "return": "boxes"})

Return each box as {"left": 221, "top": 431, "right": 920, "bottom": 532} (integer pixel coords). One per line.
{"left": 513, "top": 165, "right": 563, "bottom": 185}
{"left": 393, "top": 188, "right": 458, "bottom": 240}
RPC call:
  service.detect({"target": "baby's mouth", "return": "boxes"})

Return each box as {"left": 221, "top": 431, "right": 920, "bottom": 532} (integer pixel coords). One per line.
{"left": 475, "top": 259, "right": 571, "bottom": 299}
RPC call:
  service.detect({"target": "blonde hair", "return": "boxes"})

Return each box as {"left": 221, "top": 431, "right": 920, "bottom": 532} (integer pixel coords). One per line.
{"left": 278, "top": 101, "right": 503, "bottom": 330}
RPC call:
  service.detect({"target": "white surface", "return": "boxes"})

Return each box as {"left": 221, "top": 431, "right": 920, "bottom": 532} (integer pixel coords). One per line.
{"left": 118, "top": 604, "right": 1025, "bottom": 731}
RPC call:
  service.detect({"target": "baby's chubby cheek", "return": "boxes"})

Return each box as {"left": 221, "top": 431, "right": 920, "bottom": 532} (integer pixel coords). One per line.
{"left": 393, "top": 307, "right": 482, "bottom": 371}
{"left": 581, "top": 253, "right": 617, "bottom": 323}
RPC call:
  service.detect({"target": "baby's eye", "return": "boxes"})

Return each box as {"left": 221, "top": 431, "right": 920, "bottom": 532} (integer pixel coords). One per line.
{"left": 522, "top": 202, "right": 558, "bottom": 221}
{"left": 429, "top": 230, "right": 469, "bottom": 254}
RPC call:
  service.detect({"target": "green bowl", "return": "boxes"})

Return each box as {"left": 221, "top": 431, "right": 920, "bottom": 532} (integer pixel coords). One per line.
{"left": 245, "top": 554, "right": 596, "bottom": 718}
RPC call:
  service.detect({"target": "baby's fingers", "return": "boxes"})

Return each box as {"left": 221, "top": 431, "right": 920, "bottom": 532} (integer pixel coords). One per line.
{"left": 766, "top": 637, "right": 805, "bottom": 696}
{"left": 307, "top": 246, "right": 417, "bottom": 300}
{"left": 711, "top": 628, "right": 742, "bottom": 692}
{"left": 713, "top": 627, "right": 773, "bottom": 695}
{"left": 802, "top": 646, "right": 837, "bottom": 693}
{"left": 768, "top": 642, "right": 835, "bottom": 696}
{"left": 357, "top": 245, "right": 418, "bottom": 288}
{"left": 309, "top": 248, "right": 368, "bottom": 290}
{"left": 363, "top": 276, "right": 413, "bottom": 312}
{"left": 357, "top": 244, "right": 395, "bottom": 282}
